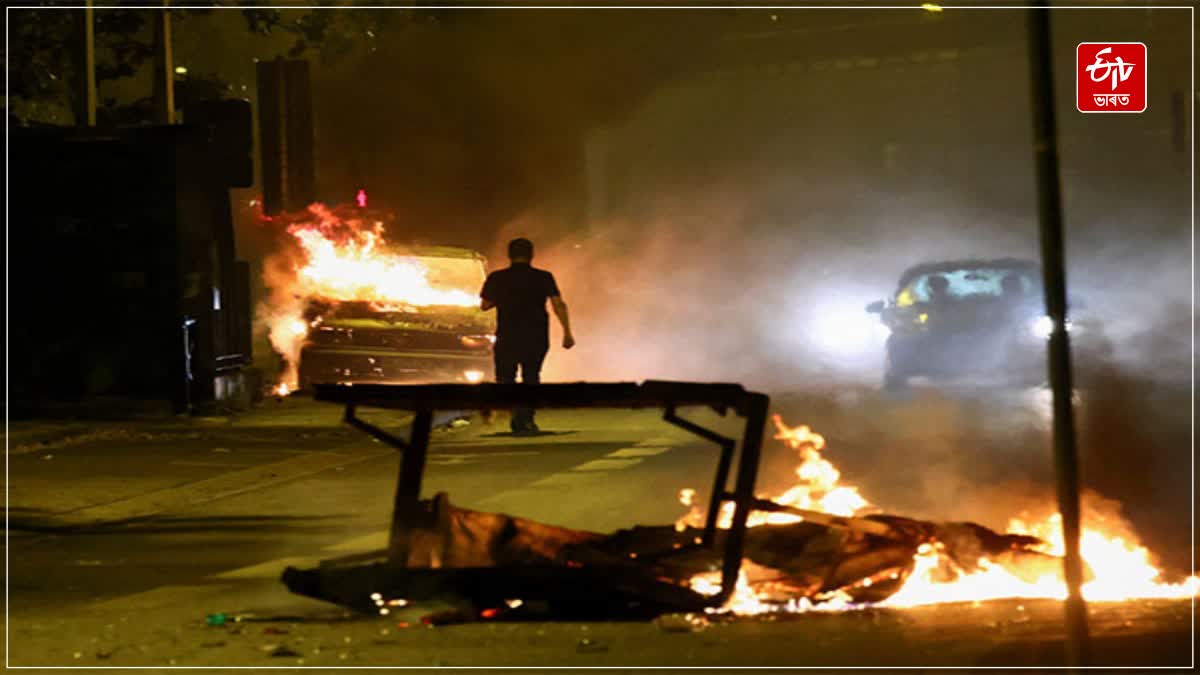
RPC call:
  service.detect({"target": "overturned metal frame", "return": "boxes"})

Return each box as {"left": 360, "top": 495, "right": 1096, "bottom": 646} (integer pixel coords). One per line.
{"left": 315, "top": 380, "right": 769, "bottom": 605}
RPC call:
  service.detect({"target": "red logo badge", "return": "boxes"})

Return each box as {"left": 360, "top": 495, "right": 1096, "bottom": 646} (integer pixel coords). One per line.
{"left": 1077, "top": 42, "right": 1147, "bottom": 113}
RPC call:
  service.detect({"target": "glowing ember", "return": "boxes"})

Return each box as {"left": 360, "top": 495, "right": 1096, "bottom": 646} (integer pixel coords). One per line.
{"left": 690, "top": 562, "right": 857, "bottom": 615}
{"left": 689, "top": 568, "right": 774, "bottom": 616}
{"left": 679, "top": 416, "right": 1197, "bottom": 613}
{"left": 257, "top": 203, "right": 483, "bottom": 390}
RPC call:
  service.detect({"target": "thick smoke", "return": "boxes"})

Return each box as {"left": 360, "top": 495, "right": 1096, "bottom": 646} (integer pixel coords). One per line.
{"left": 483, "top": 154, "right": 1190, "bottom": 572}
{"left": 489, "top": 176, "right": 1044, "bottom": 389}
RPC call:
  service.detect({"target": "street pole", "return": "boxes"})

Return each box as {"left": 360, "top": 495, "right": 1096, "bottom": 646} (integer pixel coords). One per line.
{"left": 1025, "top": 4, "right": 1090, "bottom": 668}
{"left": 84, "top": 1, "right": 96, "bottom": 125}
{"left": 152, "top": 0, "right": 175, "bottom": 124}
{"left": 73, "top": 0, "right": 97, "bottom": 126}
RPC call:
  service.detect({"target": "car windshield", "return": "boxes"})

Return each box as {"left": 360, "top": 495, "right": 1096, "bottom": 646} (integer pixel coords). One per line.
{"left": 309, "top": 255, "right": 488, "bottom": 321}
{"left": 897, "top": 266, "right": 1039, "bottom": 305}
{"left": 317, "top": 298, "right": 489, "bottom": 330}
{"left": 415, "top": 255, "right": 487, "bottom": 293}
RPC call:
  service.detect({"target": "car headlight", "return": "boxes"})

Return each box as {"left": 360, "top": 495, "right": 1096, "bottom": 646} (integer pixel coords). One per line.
{"left": 1031, "top": 315, "right": 1072, "bottom": 339}
{"left": 459, "top": 334, "right": 496, "bottom": 349}
{"left": 811, "top": 309, "right": 890, "bottom": 354}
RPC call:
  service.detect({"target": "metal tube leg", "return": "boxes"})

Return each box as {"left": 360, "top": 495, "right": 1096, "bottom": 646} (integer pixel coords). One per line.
{"left": 662, "top": 407, "right": 737, "bottom": 547}
{"left": 387, "top": 409, "right": 434, "bottom": 566}
{"left": 719, "top": 393, "right": 768, "bottom": 603}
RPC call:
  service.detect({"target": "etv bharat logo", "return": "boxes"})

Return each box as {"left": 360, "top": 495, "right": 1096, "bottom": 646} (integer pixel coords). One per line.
{"left": 1077, "top": 42, "right": 1147, "bottom": 113}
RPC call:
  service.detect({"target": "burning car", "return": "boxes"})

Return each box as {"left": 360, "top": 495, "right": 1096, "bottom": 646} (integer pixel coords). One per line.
{"left": 866, "top": 258, "right": 1106, "bottom": 391}
{"left": 296, "top": 247, "right": 495, "bottom": 388}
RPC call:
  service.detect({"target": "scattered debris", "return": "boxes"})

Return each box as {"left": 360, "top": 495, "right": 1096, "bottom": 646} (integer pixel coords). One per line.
{"left": 288, "top": 382, "right": 1100, "bottom": 623}
{"left": 420, "top": 609, "right": 471, "bottom": 626}
{"left": 283, "top": 492, "right": 1059, "bottom": 621}
{"left": 655, "top": 612, "right": 711, "bottom": 633}
{"left": 15, "top": 428, "right": 203, "bottom": 454}
{"left": 576, "top": 638, "right": 608, "bottom": 654}
{"left": 267, "top": 645, "right": 301, "bottom": 658}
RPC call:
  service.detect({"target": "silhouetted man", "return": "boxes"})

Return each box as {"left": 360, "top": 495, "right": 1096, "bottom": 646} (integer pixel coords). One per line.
{"left": 480, "top": 238, "right": 575, "bottom": 434}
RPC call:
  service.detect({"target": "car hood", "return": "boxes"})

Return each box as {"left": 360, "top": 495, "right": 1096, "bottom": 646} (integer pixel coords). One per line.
{"left": 318, "top": 306, "right": 493, "bottom": 335}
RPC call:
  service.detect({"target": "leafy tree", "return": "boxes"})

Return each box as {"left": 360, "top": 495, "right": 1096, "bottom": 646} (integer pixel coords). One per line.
{"left": 7, "top": 2, "right": 410, "bottom": 126}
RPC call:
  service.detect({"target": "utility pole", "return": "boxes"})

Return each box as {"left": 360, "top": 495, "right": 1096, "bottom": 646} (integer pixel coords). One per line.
{"left": 72, "top": 0, "right": 97, "bottom": 126}
{"left": 152, "top": 0, "right": 175, "bottom": 124}
{"left": 1025, "top": 4, "right": 1090, "bottom": 668}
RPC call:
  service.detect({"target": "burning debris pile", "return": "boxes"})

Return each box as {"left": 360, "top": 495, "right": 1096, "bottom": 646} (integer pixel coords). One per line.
{"left": 284, "top": 413, "right": 1196, "bottom": 620}
{"left": 257, "top": 204, "right": 487, "bottom": 394}
{"left": 687, "top": 416, "right": 1198, "bottom": 613}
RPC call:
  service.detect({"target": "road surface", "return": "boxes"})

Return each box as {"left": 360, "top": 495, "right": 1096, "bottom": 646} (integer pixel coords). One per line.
{"left": 5, "top": 390, "right": 1193, "bottom": 667}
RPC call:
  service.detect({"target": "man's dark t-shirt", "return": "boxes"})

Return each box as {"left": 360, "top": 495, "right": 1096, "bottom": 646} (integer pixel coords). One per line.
{"left": 480, "top": 263, "right": 560, "bottom": 349}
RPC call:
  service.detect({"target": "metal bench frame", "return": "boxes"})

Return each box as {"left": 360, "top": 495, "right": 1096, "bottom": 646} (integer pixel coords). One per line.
{"left": 314, "top": 380, "right": 770, "bottom": 605}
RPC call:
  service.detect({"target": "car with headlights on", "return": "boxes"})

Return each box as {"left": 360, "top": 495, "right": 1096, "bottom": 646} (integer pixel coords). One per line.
{"left": 866, "top": 258, "right": 1106, "bottom": 391}
{"left": 297, "top": 247, "right": 495, "bottom": 389}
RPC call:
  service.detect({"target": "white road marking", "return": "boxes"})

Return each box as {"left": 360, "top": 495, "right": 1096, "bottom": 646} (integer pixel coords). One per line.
{"left": 571, "top": 458, "right": 643, "bottom": 472}
{"left": 214, "top": 556, "right": 321, "bottom": 579}
{"left": 427, "top": 450, "right": 540, "bottom": 466}
{"left": 481, "top": 441, "right": 679, "bottom": 503}
{"left": 63, "top": 450, "right": 390, "bottom": 525}
{"left": 606, "top": 446, "right": 670, "bottom": 458}
{"left": 168, "top": 460, "right": 256, "bottom": 468}
{"left": 324, "top": 530, "right": 388, "bottom": 553}
{"left": 88, "top": 585, "right": 233, "bottom": 611}
{"left": 529, "top": 472, "right": 605, "bottom": 487}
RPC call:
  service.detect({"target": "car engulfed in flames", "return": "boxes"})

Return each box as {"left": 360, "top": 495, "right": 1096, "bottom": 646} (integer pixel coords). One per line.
{"left": 296, "top": 250, "right": 495, "bottom": 390}
{"left": 257, "top": 203, "right": 495, "bottom": 392}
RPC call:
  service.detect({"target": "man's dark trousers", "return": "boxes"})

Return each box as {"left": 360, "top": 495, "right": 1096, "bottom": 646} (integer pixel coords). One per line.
{"left": 494, "top": 339, "right": 548, "bottom": 432}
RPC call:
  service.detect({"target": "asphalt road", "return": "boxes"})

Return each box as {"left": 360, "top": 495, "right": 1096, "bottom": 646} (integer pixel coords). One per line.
{"left": 4, "top": 388, "right": 1194, "bottom": 668}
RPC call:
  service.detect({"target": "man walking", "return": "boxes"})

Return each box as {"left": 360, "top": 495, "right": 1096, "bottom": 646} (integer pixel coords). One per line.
{"left": 480, "top": 237, "right": 575, "bottom": 434}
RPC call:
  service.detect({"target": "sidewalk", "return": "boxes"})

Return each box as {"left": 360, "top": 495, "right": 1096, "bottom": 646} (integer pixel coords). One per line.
{"left": 3, "top": 393, "right": 494, "bottom": 533}
{"left": 4, "top": 395, "right": 418, "bottom": 531}
{"left": 4, "top": 395, "right": 425, "bottom": 456}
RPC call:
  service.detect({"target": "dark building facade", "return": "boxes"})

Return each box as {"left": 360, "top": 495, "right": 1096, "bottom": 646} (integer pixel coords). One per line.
{"left": 9, "top": 121, "right": 253, "bottom": 416}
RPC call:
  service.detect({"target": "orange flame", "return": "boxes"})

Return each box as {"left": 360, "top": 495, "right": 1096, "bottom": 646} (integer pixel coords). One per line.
{"left": 680, "top": 416, "right": 1197, "bottom": 613}
{"left": 675, "top": 415, "right": 870, "bottom": 532}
